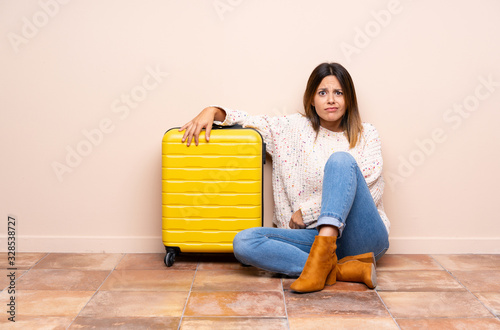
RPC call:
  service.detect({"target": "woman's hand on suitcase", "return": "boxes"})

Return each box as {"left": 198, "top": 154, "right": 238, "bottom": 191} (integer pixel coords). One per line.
{"left": 179, "top": 107, "right": 226, "bottom": 146}
{"left": 289, "top": 210, "right": 306, "bottom": 229}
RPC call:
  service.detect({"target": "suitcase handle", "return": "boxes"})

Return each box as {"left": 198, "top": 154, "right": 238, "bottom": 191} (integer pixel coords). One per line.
{"left": 211, "top": 124, "right": 243, "bottom": 129}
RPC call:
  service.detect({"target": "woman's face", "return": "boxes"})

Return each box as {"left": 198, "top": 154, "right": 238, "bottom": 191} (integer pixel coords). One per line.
{"left": 312, "top": 75, "right": 346, "bottom": 132}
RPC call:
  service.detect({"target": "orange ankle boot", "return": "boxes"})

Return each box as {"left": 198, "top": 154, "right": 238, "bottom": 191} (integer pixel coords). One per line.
{"left": 336, "top": 259, "right": 377, "bottom": 289}
{"left": 338, "top": 252, "right": 375, "bottom": 265}
{"left": 290, "top": 236, "right": 337, "bottom": 293}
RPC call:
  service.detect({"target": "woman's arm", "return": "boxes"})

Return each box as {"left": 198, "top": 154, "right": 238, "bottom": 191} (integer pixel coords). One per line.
{"left": 298, "top": 196, "right": 323, "bottom": 227}
{"left": 182, "top": 105, "right": 292, "bottom": 157}
{"left": 179, "top": 106, "right": 226, "bottom": 146}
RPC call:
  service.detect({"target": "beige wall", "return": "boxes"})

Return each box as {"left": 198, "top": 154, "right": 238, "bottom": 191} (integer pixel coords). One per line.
{"left": 1, "top": 0, "right": 499, "bottom": 253}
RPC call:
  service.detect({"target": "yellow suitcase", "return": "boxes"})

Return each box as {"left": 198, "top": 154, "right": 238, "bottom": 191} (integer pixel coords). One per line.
{"left": 162, "top": 125, "right": 265, "bottom": 266}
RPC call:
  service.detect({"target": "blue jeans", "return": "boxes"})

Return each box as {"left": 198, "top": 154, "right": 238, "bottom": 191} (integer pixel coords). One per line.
{"left": 233, "top": 152, "right": 389, "bottom": 276}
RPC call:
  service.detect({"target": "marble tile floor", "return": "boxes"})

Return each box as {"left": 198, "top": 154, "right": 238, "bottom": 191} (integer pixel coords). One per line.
{"left": 1, "top": 252, "right": 500, "bottom": 329}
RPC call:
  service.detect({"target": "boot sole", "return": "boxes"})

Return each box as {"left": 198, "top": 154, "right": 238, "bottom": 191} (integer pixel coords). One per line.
{"left": 369, "top": 263, "right": 377, "bottom": 289}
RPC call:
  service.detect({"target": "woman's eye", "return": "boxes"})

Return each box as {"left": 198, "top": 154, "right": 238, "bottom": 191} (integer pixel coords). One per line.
{"left": 319, "top": 91, "right": 326, "bottom": 96}
{"left": 335, "top": 91, "right": 343, "bottom": 96}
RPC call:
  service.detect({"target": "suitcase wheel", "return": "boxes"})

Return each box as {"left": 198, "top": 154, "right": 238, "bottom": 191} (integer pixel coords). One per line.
{"left": 164, "top": 251, "right": 176, "bottom": 267}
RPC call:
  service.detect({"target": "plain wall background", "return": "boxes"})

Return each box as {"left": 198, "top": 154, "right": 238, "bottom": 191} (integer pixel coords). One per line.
{"left": 1, "top": 0, "right": 499, "bottom": 253}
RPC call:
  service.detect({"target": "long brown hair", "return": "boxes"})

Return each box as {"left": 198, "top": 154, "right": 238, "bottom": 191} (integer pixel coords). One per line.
{"left": 303, "top": 62, "right": 363, "bottom": 148}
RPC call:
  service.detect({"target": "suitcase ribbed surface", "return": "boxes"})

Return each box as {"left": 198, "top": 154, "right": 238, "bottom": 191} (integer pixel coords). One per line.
{"left": 162, "top": 128, "right": 263, "bottom": 253}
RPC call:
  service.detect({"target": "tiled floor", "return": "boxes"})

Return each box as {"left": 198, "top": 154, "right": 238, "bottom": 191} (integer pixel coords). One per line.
{"left": 1, "top": 253, "right": 500, "bottom": 329}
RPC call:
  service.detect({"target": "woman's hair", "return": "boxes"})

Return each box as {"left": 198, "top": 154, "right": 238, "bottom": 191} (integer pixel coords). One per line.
{"left": 303, "top": 62, "right": 363, "bottom": 149}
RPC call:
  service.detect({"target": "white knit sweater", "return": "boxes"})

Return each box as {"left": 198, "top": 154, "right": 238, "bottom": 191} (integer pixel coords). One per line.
{"left": 214, "top": 107, "right": 390, "bottom": 233}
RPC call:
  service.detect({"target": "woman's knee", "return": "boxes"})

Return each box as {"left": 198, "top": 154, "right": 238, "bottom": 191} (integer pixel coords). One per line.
{"left": 325, "top": 152, "right": 356, "bottom": 170}
{"left": 233, "top": 227, "right": 261, "bottom": 259}
{"left": 234, "top": 227, "right": 259, "bottom": 244}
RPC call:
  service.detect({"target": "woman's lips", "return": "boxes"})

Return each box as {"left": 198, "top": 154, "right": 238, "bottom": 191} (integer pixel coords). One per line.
{"left": 325, "top": 107, "right": 338, "bottom": 112}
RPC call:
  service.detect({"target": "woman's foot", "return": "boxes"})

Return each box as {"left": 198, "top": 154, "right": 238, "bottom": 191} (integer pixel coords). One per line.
{"left": 336, "top": 259, "right": 377, "bottom": 289}
{"left": 290, "top": 236, "right": 337, "bottom": 293}
{"left": 338, "top": 252, "right": 376, "bottom": 265}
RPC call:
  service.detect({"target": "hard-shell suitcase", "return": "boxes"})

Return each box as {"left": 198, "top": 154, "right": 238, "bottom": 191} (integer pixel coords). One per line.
{"left": 162, "top": 125, "right": 265, "bottom": 267}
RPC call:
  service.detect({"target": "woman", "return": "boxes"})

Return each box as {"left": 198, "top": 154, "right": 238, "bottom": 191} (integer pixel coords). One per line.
{"left": 179, "top": 63, "right": 390, "bottom": 293}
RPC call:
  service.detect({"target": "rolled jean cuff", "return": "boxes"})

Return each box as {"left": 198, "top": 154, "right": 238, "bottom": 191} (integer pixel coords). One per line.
{"left": 317, "top": 215, "right": 345, "bottom": 237}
